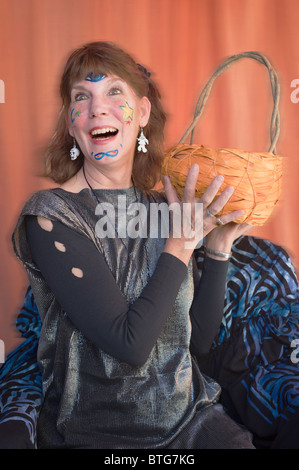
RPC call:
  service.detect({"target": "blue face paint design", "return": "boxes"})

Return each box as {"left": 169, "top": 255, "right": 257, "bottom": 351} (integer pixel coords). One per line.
{"left": 91, "top": 150, "right": 119, "bottom": 160}
{"left": 85, "top": 72, "right": 107, "bottom": 82}
{"left": 70, "top": 108, "right": 82, "bottom": 123}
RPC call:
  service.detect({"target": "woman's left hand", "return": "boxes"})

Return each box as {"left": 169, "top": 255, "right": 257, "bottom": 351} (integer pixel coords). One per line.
{"left": 205, "top": 221, "right": 252, "bottom": 258}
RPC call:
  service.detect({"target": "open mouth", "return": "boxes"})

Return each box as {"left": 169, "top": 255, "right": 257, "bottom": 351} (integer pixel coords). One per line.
{"left": 90, "top": 127, "right": 119, "bottom": 141}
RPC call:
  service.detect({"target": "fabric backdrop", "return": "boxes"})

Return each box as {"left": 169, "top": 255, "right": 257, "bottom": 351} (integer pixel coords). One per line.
{"left": 1, "top": 0, "right": 299, "bottom": 355}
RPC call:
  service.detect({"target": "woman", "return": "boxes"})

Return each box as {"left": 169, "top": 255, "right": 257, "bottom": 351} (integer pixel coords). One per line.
{"left": 11, "top": 41, "right": 253, "bottom": 449}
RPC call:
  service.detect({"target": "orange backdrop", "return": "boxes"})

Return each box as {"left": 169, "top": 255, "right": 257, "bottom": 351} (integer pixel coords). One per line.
{"left": 1, "top": 0, "right": 299, "bottom": 356}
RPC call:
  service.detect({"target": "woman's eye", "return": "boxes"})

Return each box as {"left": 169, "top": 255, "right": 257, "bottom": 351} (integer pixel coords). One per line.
{"left": 108, "top": 87, "right": 122, "bottom": 96}
{"left": 74, "top": 93, "right": 88, "bottom": 101}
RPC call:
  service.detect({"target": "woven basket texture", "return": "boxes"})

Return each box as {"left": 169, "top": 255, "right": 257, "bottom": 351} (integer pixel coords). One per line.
{"left": 162, "top": 144, "right": 283, "bottom": 225}
{"left": 161, "top": 52, "right": 283, "bottom": 226}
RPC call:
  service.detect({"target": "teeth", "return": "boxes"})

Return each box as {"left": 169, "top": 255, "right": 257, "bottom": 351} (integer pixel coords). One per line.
{"left": 91, "top": 128, "right": 117, "bottom": 136}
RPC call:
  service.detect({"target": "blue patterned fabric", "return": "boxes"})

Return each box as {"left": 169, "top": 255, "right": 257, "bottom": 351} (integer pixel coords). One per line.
{"left": 0, "top": 287, "right": 42, "bottom": 448}
{"left": 194, "top": 236, "right": 299, "bottom": 445}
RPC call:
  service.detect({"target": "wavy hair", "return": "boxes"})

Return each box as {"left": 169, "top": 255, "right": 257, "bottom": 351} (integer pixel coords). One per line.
{"left": 44, "top": 41, "right": 166, "bottom": 192}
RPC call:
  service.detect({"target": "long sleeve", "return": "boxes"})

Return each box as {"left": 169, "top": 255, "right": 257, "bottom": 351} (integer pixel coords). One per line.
{"left": 25, "top": 216, "right": 187, "bottom": 366}
{"left": 190, "top": 255, "right": 229, "bottom": 357}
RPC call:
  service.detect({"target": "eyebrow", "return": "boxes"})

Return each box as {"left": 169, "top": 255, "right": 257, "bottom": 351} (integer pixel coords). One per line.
{"left": 71, "top": 86, "right": 87, "bottom": 93}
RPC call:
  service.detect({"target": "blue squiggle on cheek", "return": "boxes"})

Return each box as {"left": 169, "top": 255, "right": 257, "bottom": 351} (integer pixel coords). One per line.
{"left": 70, "top": 108, "right": 82, "bottom": 123}
{"left": 91, "top": 149, "right": 119, "bottom": 160}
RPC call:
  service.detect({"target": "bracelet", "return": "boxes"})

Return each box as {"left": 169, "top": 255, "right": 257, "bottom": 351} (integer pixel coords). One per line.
{"left": 205, "top": 247, "right": 231, "bottom": 260}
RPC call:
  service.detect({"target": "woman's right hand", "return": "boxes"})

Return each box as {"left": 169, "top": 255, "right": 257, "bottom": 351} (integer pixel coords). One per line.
{"left": 163, "top": 164, "right": 244, "bottom": 265}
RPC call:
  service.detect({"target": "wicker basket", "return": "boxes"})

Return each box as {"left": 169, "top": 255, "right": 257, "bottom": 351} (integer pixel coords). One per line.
{"left": 162, "top": 52, "right": 283, "bottom": 226}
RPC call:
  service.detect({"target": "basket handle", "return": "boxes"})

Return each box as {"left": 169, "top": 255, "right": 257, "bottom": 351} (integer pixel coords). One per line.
{"left": 179, "top": 51, "right": 280, "bottom": 154}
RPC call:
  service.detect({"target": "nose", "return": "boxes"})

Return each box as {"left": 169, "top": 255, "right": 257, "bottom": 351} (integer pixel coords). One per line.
{"left": 89, "top": 95, "right": 109, "bottom": 118}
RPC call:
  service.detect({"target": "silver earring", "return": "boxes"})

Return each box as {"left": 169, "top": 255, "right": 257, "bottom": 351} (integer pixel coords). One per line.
{"left": 137, "top": 128, "right": 149, "bottom": 153}
{"left": 70, "top": 138, "right": 80, "bottom": 160}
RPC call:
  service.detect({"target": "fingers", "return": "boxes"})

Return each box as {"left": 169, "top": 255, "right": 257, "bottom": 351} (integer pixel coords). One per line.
{"left": 200, "top": 181, "right": 235, "bottom": 215}
{"left": 199, "top": 176, "right": 247, "bottom": 234}
{"left": 164, "top": 164, "right": 200, "bottom": 205}
{"left": 163, "top": 175, "right": 179, "bottom": 205}
{"left": 182, "top": 164, "right": 199, "bottom": 202}
{"left": 199, "top": 175, "right": 225, "bottom": 208}
{"left": 216, "top": 209, "right": 244, "bottom": 225}
{"left": 166, "top": 167, "right": 225, "bottom": 208}
{"left": 200, "top": 176, "right": 245, "bottom": 226}
{"left": 164, "top": 170, "right": 246, "bottom": 236}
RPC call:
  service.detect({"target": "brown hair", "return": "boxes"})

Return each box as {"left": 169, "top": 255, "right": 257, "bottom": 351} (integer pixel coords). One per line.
{"left": 44, "top": 41, "right": 167, "bottom": 192}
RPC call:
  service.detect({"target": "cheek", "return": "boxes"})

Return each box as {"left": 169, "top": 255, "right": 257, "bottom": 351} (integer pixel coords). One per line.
{"left": 114, "top": 106, "right": 124, "bottom": 122}
{"left": 118, "top": 100, "right": 135, "bottom": 124}
{"left": 69, "top": 106, "right": 87, "bottom": 128}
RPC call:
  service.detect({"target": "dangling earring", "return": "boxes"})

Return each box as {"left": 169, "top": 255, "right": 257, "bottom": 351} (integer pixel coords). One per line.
{"left": 137, "top": 128, "right": 149, "bottom": 153}
{"left": 70, "top": 138, "right": 80, "bottom": 160}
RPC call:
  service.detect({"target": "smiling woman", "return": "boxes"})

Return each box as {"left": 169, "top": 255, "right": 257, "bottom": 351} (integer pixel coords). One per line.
{"left": 10, "top": 41, "right": 255, "bottom": 449}
{"left": 64, "top": 73, "right": 150, "bottom": 190}
{"left": 44, "top": 42, "right": 166, "bottom": 192}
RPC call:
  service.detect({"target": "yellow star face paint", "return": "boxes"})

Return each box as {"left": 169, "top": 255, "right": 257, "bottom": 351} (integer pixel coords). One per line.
{"left": 120, "top": 101, "right": 134, "bottom": 124}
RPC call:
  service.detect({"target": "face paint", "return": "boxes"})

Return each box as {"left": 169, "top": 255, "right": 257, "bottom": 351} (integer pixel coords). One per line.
{"left": 91, "top": 150, "right": 119, "bottom": 160}
{"left": 70, "top": 108, "right": 75, "bottom": 123}
{"left": 120, "top": 101, "right": 134, "bottom": 124}
{"left": 70, "top": 108, "right": 82, "bottom": 123}
{"left": 85, "top": 72, "right": 107, "bottom": 82}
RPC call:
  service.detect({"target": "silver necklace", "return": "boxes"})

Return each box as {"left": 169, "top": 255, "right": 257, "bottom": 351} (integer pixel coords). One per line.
{"left": 82, "top": 165, "right": 151, "bottom": 290}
